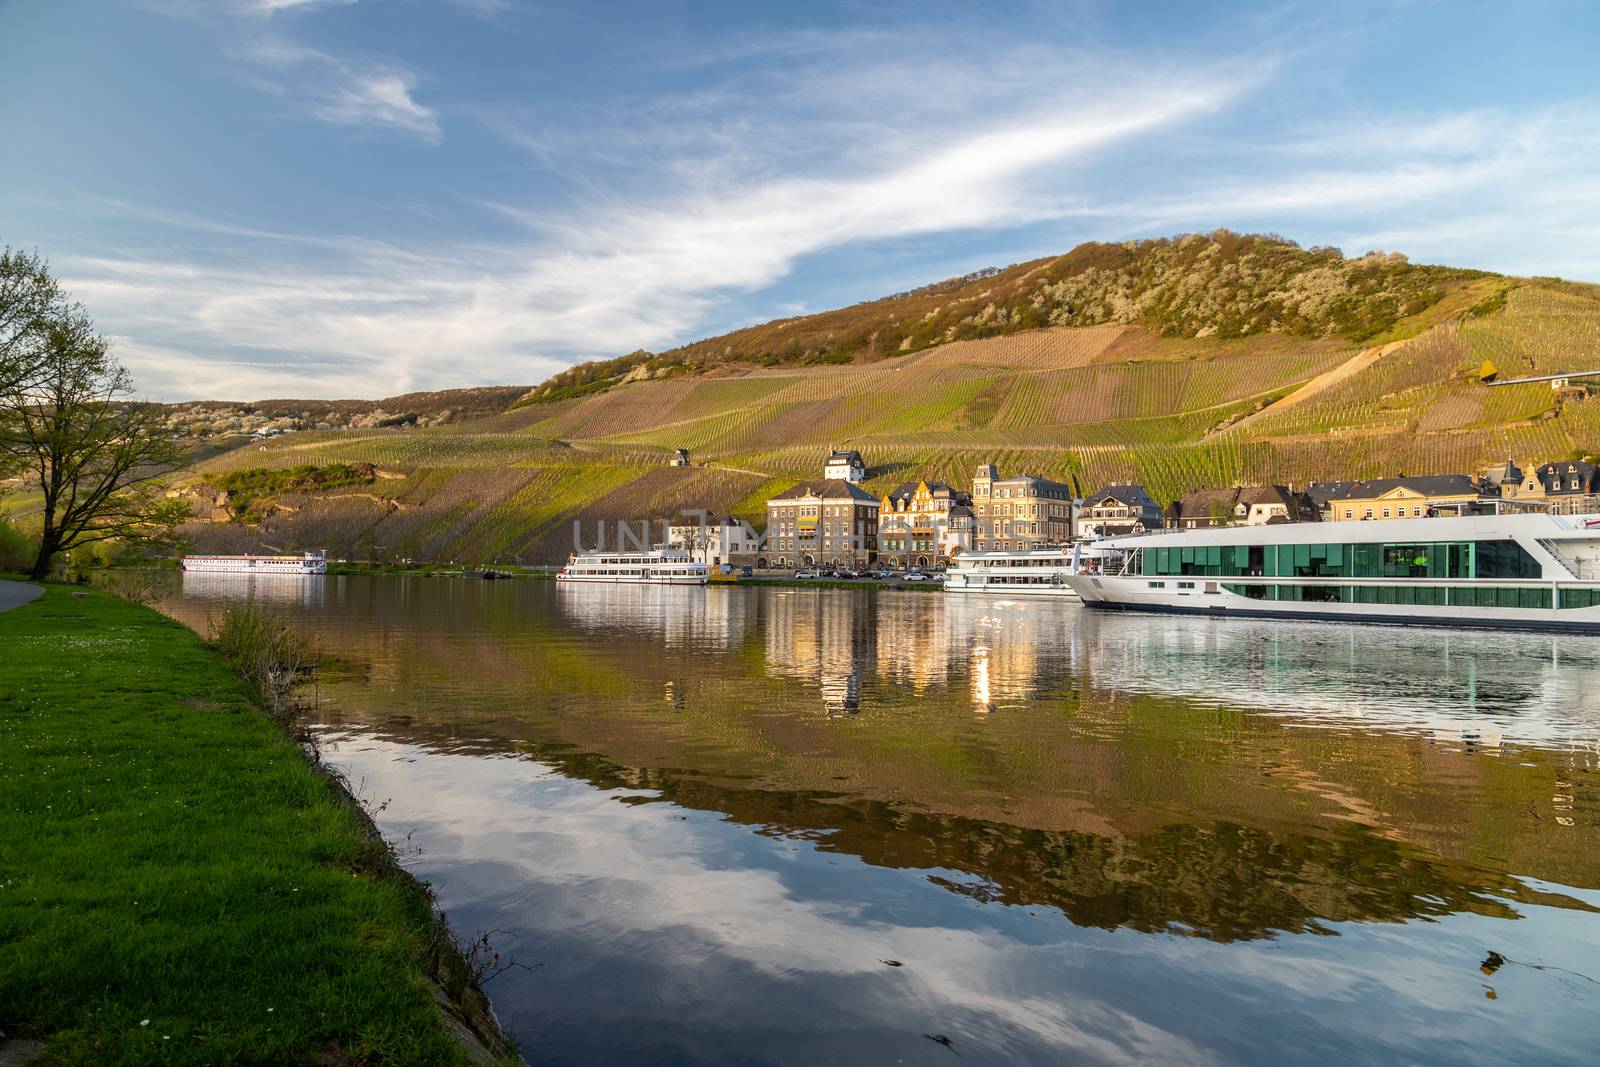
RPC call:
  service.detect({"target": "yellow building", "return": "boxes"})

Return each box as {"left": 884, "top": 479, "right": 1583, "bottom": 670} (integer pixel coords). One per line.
{"left": 1325, "top": 475, "right": 1485, "bottom": 521}
{"left": 877, "top": 480, "right": 973, "bottom": 567}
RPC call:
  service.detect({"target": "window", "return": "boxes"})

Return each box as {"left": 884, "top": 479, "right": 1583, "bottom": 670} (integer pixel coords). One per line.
{"left": 1382, "top": 508, "right": 1391, "bottom": 518}
{"left": 1364, "top": 509, "right": 1374, "bottom": 519}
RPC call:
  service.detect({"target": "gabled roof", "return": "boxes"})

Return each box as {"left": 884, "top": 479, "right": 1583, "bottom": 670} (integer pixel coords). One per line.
{"left": 1329, "top": 475, "right": 1481, "bottom": 501}
{"left": 1483, "top": 457, "right": 1523, "bottom": 486}
{"left": 1238, "top": 484, "right": 1296, "bottom": 507}
{"left": 1305, "top": 481, "right": 1354, "bottom": 506}
{"left": 1535, "top": 460, "right": 1600, "bottom": 478}
{"left": 827, "top": 449, "right": 864, "bottom": 463}
{"left": 993, "top": 471, "right": 1070, "bottom": 492}
{"left": 1175, "top": 487, "right": 1240, "bottom": 515}
{"left": 1085, "top": 483, "right": 1160, "bottom": 510}
{"left": 885, "top": 480, "right": 968, "bottom": 504}
{"left": 769, "top": 479, "right": 879, "bottom": 503}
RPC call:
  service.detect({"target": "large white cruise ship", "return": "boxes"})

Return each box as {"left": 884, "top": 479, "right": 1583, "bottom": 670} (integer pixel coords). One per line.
{"left": 556, "top": 548, "right": 709, "bottom": 585}
{"left": 1067, "top": 513, "right": 1600, "bottom": 632}
{"left": 181, "top": 551, "right": 327, "bottom": 574}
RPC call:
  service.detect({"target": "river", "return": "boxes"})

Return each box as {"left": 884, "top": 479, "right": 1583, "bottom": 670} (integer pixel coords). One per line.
{"left": 157, "top": 575, "right": 1600, "bottom": 1065}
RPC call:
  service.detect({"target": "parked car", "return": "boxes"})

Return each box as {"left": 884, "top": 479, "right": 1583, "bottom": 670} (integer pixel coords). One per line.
{"left": 871, "top": 569, "right": 893, "bottom": 580}
{"left": 818, "top": 567, "right": 837, "bottom": 578}
{"left": 835, "top": 569, "right": 857, "bottom": 580}
{"left": 740, "top": 565, "right": 754, "bottom": 577}
{"left": 794, "top": 570, "right": 817, "bottom": 579}
{"left": 903, "top": 571, "right": 929, "bottom": 582}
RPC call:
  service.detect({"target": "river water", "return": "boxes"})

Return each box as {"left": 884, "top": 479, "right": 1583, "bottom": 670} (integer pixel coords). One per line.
{"left": 157, "top": 575, "right": 1600, "bottom": 1065}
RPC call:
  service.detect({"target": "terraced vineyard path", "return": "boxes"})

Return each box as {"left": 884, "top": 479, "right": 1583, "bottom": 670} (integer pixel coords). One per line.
{"left": 1209, "top": 340, "right": 1408, "bottom": 438}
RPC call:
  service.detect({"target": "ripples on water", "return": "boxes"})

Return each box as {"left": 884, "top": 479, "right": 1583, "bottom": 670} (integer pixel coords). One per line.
{"left": 161, "top": 575, "right": 1600, "bottom": 1066}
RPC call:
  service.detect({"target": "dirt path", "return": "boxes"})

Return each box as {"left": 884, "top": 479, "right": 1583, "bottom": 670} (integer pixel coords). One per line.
{"left": 1210, "top": 339, "right": 1407, "bottom": 438}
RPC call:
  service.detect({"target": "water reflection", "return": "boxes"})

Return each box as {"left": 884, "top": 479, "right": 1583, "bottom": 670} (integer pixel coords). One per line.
{"left": 1073, "top": 610, "right": 1600, "bottom": 745}
{"left": 153, "top": 578, "right": 1600, "bottom": 1066}
{"left": 180, "top": 570, "right": 328, "bottom": 608}
{"left": 555, "top": 582, "right": 749, "bottom": 651}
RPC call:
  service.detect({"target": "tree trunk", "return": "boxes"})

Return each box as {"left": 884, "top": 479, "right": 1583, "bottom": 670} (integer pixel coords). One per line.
{"left": 28, "top": 537, "right": 58, "bottom": 582}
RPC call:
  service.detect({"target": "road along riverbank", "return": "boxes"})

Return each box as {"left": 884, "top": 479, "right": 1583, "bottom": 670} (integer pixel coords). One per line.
{"left": 0, "top": 581, "right": 519, "bottom": 1065}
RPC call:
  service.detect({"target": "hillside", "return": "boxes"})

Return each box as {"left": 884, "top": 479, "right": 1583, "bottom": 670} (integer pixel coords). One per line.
{"left": 521, "top": 231, "right": 1491, "bottom": 401}
{"left": 7, "top": 233, "right": 1599, "bottom": 565}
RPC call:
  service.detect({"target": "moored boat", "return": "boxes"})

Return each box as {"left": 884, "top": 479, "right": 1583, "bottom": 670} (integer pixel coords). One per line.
{"left": 943, "top": 546, "right": 1080, "bottom": 597}
{"left": 556, "top": 547, "right": 708, "bottom": 585}
{"left": 1067, "top": 513, "right": 1600, "bottom": 632}
{"left": 181, "top": 551, "right": 327, "bottom": 574}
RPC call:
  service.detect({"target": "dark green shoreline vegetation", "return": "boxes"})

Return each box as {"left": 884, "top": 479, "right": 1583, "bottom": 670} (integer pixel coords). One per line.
{"left": 0, "top": 582, "right": 518, "bottom": 1065}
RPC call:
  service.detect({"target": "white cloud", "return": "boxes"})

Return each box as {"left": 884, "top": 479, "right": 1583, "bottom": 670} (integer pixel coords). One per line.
{"left": 65, "top": 71, "right": 1244, "bottom": 400}
{"left": 241, "top": 38, "right": 442, "bottom": 141}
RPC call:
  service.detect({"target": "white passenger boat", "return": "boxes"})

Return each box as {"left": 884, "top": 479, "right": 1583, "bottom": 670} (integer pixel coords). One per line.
{"left": 181, "top": 551, "right": 327, "bottom": 574}
{"left": 944, "top": 547, "right": 1080, "bottom": 597}
{"left": 943, "top": 544, "right": 1121, "bottom": 597}
{"left": 1067, "top": 514, "right": 1600, "bottom": 632}
{"left": 556, "top": 548, "right": 709, "bottom": 585}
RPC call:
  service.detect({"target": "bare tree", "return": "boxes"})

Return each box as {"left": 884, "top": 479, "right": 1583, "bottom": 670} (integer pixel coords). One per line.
{"left": 1, "top": 314, "right": 188, "bottom": 580}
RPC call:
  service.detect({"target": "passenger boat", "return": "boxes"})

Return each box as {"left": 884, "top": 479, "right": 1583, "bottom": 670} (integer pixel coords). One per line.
{"left": 1067, "top": 514, "right": 1600, "bottom": 632}
{"left": 556, "top": 548, "right": 708, "bottom": 585}
{"left": 181, "top": 551, "right": 327, "bottom": 574}
{"left": 943, "top": 546, "right": 1082, "bottom": 597}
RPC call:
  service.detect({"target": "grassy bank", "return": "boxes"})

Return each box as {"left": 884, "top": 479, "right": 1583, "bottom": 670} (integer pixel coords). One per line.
{"left": 0, "top": 582, "right": 516, "bottom": 1064}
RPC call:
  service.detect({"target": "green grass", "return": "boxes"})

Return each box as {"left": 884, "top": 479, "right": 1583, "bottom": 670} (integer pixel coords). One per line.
{"left": 0, "top": 583, "right": 503, "bottom": 1064}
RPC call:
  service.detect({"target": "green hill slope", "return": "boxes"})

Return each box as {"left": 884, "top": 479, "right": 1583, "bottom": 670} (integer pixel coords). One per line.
{"left": 9, "top": 233, "right": 1597, "bottom": 565}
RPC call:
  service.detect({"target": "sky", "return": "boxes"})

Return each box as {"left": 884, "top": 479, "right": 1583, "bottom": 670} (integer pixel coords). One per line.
{"left": 1, "top": 0, "right": 1597, "bottom": 401}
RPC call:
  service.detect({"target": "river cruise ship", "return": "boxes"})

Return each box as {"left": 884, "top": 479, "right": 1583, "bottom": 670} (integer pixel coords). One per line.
{"left": 557, "top": 548, "right": 709, "bottom": 585}
{"left": 181, "top": 551, "right": 326, "bottom": 574}
{"left": 944, "top": 546, "right": 1086, "bottom": 597}
{"left": 1067, "top": 514, "right": 1600, "bottom": 632}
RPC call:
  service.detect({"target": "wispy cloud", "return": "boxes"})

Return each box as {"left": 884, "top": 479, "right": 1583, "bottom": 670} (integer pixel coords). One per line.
{"left": 66, "top": 63, "right": 1247, "bottom": 399}
{"left": 241, "top": 38, "right": 442, "bottom": 141}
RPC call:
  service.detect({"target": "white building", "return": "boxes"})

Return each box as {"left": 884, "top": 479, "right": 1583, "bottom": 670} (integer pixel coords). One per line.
{"left": 824, "top": 449, "right": 866, "bottom": 484}
{"left": 668, "top": 515, "right": 762, "bottom": 567}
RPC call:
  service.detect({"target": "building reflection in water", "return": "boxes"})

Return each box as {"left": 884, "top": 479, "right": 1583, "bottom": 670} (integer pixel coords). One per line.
{"left": 941, "top": 595, "right": 1077, "bottom": 714}
{"left": 762, "top": 589, "right": 877, "bottom": 715}
{"left": 554, "top": 583, "right": 748, "bottom": 652}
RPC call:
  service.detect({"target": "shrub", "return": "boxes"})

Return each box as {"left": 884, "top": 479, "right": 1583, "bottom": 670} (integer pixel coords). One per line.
{"left": 210, "top": 602, "right": 313, "bottom": 716}
{"left": 0, "top": 520, "right": 39, "bottom": 574}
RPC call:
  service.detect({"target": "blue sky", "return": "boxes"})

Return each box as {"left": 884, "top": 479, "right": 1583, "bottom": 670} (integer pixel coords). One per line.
{"left": 1, "top": 0, "right": 1597, "bottom": 400}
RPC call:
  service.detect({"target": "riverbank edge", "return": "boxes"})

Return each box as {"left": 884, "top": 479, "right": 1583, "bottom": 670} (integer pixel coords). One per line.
{"left": 0, "top": 578, "right": 522, "bottom": 1065}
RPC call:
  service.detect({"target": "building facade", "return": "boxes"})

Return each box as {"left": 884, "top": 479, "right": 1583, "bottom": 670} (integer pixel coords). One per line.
{"left": 824, "top": 449, "right": 866, "bottom": 483}
{"left": 877, "top": 480, "right": 974, "bottom": 566}
{"left": 1076, "top": 484, "right": 1163, "bottom": 538}
{"left": 667, "top": 515, "right": 760, "bottom": 566}
{"left": 1324, "top": 475, "right": 1485, "bottom": 520}
{"left": 969, "top": 464, "right": 1075, "bottom": 550}
{"left": 764, "top": 480, "right": 879, "bottom": 568}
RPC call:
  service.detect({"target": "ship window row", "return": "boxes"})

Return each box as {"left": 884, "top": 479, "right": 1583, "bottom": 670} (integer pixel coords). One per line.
{"left": 1138, "top": 540, "right": 1541, "bottom": 580}
{"left": 1220, "top": 583, "right": 1556, "bottom": 609}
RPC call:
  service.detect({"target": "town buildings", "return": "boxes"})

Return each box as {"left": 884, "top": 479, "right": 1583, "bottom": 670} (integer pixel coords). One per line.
{"left": 824, "top": 449, "right": 866, "bottom": 483}
{"left": 1324, "top": 475, "right": 1484, "bottom": 521}
{"left": 1170, "top": 485, "right": 1319, "bottom": 528}
{"left": 877, "top": 481, "right": 974, "bottom": 566}
{"left": 764, "top": 480, "right": 879, "bottom": 568}
{"left": 667, "top": 514, "right": 760, "bottom": 567}
{"left": 1076, "top": 484, "right": 1163, "bottom": 538}
{"left": 970, "top": 465, "right": 1074, "bottom": 550}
